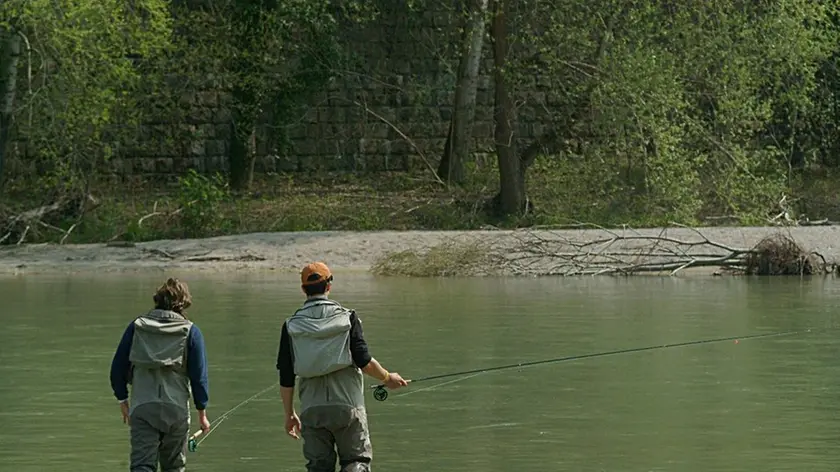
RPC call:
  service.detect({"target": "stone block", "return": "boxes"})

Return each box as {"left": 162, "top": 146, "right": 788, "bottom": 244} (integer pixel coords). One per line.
{"left": 375, "top": 107, "right": 397, "bottom": 124}
{"left": 205, "top": 155, "right": 228, "bottom": 172}
{"left": 321, "top": 107, "right": 345, "bottom": 124}
{"left": 140, "top": 158, "right": 157, "bottom": 174}
{"left": 286, "top": 124, "right": 307, "bottom": 140}
{"left": 214, "top": 108, "right": 231, "bottom": 124}
{"left": 189, "top": 140, "right": 205, "bottom": 157}
{"left": 389, "top": 139, "right": 411, "bottom": 155}
{"left": 475, "top": 105, "right": 494, "bottom": 122}
{"left": 546, "top": 91, "right": 565, "bottom": 106}
{"left": 198, "top": 124, "right": 216, "bottom": 139}
{"left": 345, "top": 106, "right": 363, "bottom": 123}
{"left": 273, "top": 154, "right": 299, "bottom": 172}
{"left": 473, "top": 121, "right": 494, "bottom": 138}
{"left": 154, "top": 158, "right": 174, "bottom": 173}
{"left": 366, "top": 123, "right": 390, "bottom": 139}
{"left": 178, "top": 93, "right": 194, "bottom": 107}
{"left": 205, "top": 140, "right": 226, "bottom": 156}
{"left": 295, "top": 140, "right": 318, "bottom": 156}
{"left": 197, "top": 91, "right": 218, "bottom": 107}
{"left": 215, "top": 124, "right": 231, "bottom": 140}
{"left": 306, "top": 124, "right": 322, "bottom": 139}
{"left": 304, "top": 108, "right": 319, "bottom": 123}
{"left": 187, "top": 107, "right": 213, "bottom": 124}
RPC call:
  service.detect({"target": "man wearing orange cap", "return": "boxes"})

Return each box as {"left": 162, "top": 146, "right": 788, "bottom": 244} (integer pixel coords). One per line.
{"left": 276, "top": 261, "right": 408, "bottom": 471}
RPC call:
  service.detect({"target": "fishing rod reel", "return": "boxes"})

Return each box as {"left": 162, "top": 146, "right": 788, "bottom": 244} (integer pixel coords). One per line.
{"left": 372, "top": 385, "right": 389, "bottom": 401}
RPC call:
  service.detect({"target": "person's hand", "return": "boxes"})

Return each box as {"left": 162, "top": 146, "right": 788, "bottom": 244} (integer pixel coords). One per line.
{"left": 198, "top": 410, "right": 211, "bottom": 434}
{"left": 119, "top": 401, "right": 130, "bottom": 425}
{"left": 285, "top": 413, "right": 301, "bottom": 439}
{"left": 384, "top": 372, "right": 408, "bottom": 389}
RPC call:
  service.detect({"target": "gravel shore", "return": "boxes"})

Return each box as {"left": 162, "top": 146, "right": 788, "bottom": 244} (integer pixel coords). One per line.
{"left": 1, "top": 226, "right": 838, "bottom": 276}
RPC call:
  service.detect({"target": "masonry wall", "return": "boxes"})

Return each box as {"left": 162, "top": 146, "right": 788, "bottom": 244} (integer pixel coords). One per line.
{"left": 8, "top": 4, "right": 553, "bottom": 178}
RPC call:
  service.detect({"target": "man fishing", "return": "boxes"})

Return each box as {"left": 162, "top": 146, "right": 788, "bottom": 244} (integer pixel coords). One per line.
{"left": 109, "top": 277, "right": 211, "bottom": 472}
{"left": 277, "top": 262, "right": 408, "bottom": 472}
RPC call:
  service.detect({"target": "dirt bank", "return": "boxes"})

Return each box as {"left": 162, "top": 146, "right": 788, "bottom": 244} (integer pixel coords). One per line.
{"left": 1, "top": 226, "right": 839, "bottom": 276}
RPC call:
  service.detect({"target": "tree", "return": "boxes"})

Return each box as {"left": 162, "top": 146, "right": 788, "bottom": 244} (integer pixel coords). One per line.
{"left": 0, "top": 27, "right": 21, "bottom": 185}
{"left": 437, "top": 0, "right": 489, "bottom": 186}
{"left": 171, "top": 0, "right": 376, "bottom": 191}
{"left": 0, "top": 0, "right": 173, "bottom": 193}
{"left": 485, "top": 0, "right": 838, "bottom": 222}
{"left": 489, "top": 0, "right": 622, "bottom": 216}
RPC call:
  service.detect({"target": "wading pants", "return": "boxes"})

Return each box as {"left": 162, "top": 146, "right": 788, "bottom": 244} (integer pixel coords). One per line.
{"left": 129, "top": 403, "right": 190, "bottom": 472}
{"left": 300, "top": 405, "right": 373, "bottom": 472}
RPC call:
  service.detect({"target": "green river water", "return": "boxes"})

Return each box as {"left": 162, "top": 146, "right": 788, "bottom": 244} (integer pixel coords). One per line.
{"left": 1, "top": 272, "right": 839, "bottom": 471}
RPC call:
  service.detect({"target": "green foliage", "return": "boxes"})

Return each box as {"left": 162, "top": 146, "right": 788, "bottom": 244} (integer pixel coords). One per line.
{"left": 5, "top": 0, "right": 840, "bottom": 235}
{"left": 161, "top": 0, "right": 378, "bottom": 184}
{"left": 504, "top": 0, "right": 838, "bottom": 224}
{"left": 176, "top": 169, "right": 230, "bottom": 238}
{"left": 2, "top": 0, "right": 173, "bottom": 189}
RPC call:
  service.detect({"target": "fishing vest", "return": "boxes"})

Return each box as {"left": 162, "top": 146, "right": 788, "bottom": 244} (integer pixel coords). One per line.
{"left": 128, "top": 309, "right": 193, "bottom": 415}
{"left": 286, "top": 296, "right": 364, "bottom": 410}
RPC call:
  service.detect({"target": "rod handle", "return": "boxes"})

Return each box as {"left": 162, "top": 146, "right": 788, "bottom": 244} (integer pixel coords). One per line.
{"left": 369, "top": 379, "right": 412, "bottom": 389}
{"left": 188, "top": 430, "right": 204, "bottom": 452}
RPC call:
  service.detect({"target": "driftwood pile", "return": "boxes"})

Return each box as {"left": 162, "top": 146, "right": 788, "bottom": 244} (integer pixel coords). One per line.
{"left": 496, "top": 225, "right": 831, "bottom": 276}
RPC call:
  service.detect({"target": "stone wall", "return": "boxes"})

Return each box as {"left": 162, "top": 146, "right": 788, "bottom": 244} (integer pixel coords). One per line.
{"left": 8, "top": 4, "right": 553, "bottom": 178}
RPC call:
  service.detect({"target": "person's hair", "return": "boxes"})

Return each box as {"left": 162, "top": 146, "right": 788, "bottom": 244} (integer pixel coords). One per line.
{"left": 153, "top": 278, "right": 192, "bottom": 314}
{"left": 302, "top": 273, "right": 332, "bottom": 297}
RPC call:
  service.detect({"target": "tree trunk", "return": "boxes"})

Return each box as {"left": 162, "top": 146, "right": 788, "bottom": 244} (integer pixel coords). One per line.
{"left": 228, "top": 87, "right": 257, "bottom": 191}
{"left": 437, "top": 0, "right": 489, "bottom": 186}
{"left": 228, "top": 121, "right": 256, "bottom": 191}
{"left": 0, "top": 29, "right": 21, "bottom": 185}
{"left": 488, "top": 1, "right": 627, "bottom": 217}
{"left": 490, "top": 0, "right": 525, "bottom": 215}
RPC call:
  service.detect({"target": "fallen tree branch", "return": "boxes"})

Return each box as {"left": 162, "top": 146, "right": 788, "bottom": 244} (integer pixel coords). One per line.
{"left": 492, "top": 226, "right": 831, "bottom": 276}
{"left": 108, "top": 199, "right": 197, "bottom": 242}
{"left": 1, "top": 194, "right": 97, "bottom": 245}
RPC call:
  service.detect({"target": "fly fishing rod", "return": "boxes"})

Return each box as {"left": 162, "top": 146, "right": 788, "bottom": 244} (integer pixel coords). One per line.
{"left": 187, "top": 382, "right": 278, "bottom": 452}
{"left": 370, "top": 329, "right": 805, "bottom": 401}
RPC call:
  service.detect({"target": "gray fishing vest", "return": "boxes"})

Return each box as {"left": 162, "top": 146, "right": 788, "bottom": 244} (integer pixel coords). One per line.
{"left": 286, "top": 297, "right": 364, "bottom": 411}
{"left": 128, "top": 309, "right": 193, "bottom": 415}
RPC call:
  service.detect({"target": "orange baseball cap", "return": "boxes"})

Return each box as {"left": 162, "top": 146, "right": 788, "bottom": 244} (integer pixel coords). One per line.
{"left": 301, "top": 262, "right": 333, "bottom": 286}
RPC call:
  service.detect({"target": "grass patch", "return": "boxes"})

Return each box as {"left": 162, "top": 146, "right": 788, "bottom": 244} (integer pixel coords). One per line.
{"left": 370, "top": 240, "right": 499, "bottom": 277}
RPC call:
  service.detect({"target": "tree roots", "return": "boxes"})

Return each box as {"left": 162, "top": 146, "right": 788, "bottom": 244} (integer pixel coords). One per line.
{"left": 742, "top": 234, "right": 825, "bottom": 276}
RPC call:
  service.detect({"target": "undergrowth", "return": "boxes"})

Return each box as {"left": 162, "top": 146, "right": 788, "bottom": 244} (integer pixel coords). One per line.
{"left": 1, "top": 163, "right": 839, "bottom": 246}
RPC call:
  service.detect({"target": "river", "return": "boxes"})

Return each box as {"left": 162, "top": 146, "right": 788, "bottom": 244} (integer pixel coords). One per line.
{"left": 1, "top": 272, "right": 838, "bottom": 471}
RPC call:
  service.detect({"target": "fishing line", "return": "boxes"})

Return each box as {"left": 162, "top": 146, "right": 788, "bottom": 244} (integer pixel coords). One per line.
{"left": 393, "top": 372, "right": 485, "bottom": 399}
{"left": 370, "top": 329, "right": 806, "bottom": 402}
{"left": 188, "top": 381, "right": 277, "bottom": 452}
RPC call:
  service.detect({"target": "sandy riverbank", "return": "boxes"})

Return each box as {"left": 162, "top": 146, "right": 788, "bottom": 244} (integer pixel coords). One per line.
{"left": 1, "top": 226, "right": 839, "bottom": 276}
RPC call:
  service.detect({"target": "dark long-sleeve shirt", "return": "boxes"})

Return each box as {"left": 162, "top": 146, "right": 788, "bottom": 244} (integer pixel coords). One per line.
{"left": 109, "top": 320, "right": 210, "bottom": 410}
{"left": 276, "top": 311, "right": 371, "bottom": 388}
